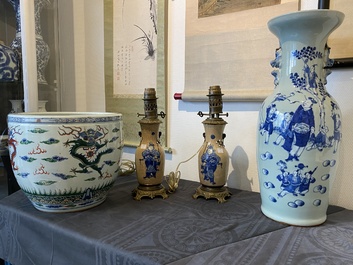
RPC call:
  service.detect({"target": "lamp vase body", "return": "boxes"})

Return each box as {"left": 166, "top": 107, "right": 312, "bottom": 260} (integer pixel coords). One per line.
{"left": 135, "top": 121, "right": 165, "bottom": 188}
{"left": 257, "top": 10, "right": 344, "bottom": 226}
{"left": 198, "top": 120, "right": 229, "bottom": 188}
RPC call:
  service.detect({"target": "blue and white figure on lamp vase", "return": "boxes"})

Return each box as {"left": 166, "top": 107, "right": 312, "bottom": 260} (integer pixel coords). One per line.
{"left": 0, "top": 41, "right": 20, "bottom": 82}
{"left": 7, "top": 0, "right": 51, "bottom": 84}
{"left": 257, "top": 10, "right": 344, "bottom": 226}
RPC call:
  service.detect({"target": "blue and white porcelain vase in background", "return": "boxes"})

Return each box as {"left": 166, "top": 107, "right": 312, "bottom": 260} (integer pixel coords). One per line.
{"left": 8, "top": 0, "right": 51, "bottom": 84}
{"left": 0, "top": 41, "right": 20, "bottom": 82}
{"left": 257, "top": 10, "right": 344, "bottom": 226}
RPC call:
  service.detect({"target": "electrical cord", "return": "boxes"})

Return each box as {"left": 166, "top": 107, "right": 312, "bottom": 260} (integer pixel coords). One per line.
{"left": 118, "top": 159, "right": 136, "bottom": 176}
{"left": 165, "top": 144, "right": 204, "bottom": 194}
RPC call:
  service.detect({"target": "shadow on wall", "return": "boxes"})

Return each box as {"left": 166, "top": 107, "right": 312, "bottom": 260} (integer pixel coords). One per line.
{"left": 227, "top": 145, "right": 253, "bottom": 191}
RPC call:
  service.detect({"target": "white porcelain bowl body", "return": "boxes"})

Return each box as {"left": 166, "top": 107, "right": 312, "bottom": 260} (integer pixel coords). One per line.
{"left": 7, "top": 112, "right": 123, "bottom": 212}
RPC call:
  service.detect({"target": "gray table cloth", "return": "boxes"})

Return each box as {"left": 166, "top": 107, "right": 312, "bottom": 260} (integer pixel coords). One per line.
{"left": 0, "top": 174, "right": 348, "bottom": 265}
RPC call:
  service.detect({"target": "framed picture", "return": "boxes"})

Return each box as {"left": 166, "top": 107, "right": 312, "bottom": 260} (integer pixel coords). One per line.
{"left": 183, "top": 0, "right": 300, "bottom": 102}
{"left": 104, "top": 0, "right": 168, "bottom": 148}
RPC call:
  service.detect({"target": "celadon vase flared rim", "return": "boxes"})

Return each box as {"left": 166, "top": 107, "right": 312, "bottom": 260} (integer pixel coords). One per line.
{"left": 268, "top": 9, "right": 345, "bottom": 30}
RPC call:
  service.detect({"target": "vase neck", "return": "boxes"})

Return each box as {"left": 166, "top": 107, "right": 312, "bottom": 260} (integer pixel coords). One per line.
{"left": 139, "top": 122, "right": 161, "bottom": 142}
{"left": 203, "top": 123, "right": 226, "bottom": 139}
{"left": 8, "top": 0, "right": 52, "bottom": 35}
{"left": 269, "top": 10, "right": 344, "bottom": 93}
{"left": 268, "top": 10, "right": 344, "bottom": 45}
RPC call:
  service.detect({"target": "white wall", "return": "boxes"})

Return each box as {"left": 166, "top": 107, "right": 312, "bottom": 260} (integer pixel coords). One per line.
{"left": 122, "top": 0, "right": 353, "bottom": 210}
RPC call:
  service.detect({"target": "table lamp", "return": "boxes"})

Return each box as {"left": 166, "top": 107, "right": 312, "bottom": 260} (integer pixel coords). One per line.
{"left": 193, "top": 85, "right": 231, "bottom": 203}
{"left": 133, "top": 88, "right": 168, "bottom": 200}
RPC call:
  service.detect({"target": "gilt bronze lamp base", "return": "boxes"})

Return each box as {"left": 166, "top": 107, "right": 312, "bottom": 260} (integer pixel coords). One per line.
{"left": 192, "top": 185, "right": 231, "bottom": 203}
{"left": 132, "top": 184, "right": 168, "bottom": 200}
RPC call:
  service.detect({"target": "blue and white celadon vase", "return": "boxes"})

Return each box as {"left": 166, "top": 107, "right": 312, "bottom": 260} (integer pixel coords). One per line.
{"left": 257, "top": 10, "right": 344, "bottom": 226}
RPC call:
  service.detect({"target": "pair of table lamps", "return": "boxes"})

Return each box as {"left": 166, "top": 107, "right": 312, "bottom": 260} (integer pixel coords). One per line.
{"left": 133, "top": 86, "right": 231, "bottom": 203}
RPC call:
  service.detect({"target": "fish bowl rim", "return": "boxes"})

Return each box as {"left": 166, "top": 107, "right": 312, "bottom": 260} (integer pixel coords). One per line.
{"left": 7, "top": 112, "right": 122, "bottom": 124}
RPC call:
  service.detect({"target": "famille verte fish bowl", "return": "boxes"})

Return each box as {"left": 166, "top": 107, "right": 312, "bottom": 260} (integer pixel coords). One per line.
{"left": 7, "top": 112, "right": 123, "bottom": 212}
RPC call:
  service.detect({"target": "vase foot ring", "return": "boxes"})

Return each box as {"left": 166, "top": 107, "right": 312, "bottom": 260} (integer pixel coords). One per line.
{"left": 261, "top": 208, "right": 326, "bottom": 227}
{"left": 132, "top": 184, "right": 168, "bottom": 200}
{"left": 192, "top": 185, "right": 231, "bottom": 203}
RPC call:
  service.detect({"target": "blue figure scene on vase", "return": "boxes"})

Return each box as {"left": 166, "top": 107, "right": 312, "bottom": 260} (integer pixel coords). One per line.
{"left": 275, "top": 162, "right": 317, "bottom": 198}
{"left": 200, "top": 145, "right": 221, "bottom": 185}
{"left": 258, "top": 46, "right": 342, "bottom": 209}
{"left": 140, "top": 142, "right": 161, "bottom": 179}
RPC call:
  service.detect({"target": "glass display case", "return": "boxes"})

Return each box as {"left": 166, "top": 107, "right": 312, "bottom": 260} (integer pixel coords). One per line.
{"left": 0, "top": 0, "right": 61, "bottom": 135}
{"left": 1, "top": 0, "right": 63, "bottom": 206}
{"left": 0, "top": 0, "right": 106, "bottom": 203}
